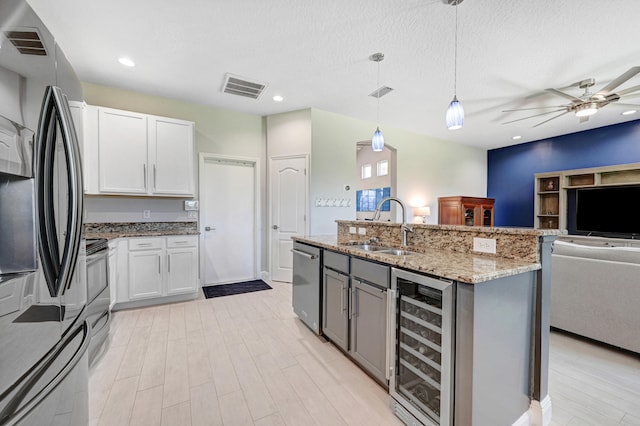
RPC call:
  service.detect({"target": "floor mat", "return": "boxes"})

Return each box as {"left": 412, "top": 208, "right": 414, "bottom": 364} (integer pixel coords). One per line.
{"left": 202, "top": 279, "right": 272, "bottom": 299}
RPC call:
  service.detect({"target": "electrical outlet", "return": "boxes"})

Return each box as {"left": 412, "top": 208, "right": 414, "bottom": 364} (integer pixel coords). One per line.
{"left": 358, "top": 227, "right": 367, "bottom": 235}
{"left": 187, "top": 211, "right": 197, "bottom": 219}
{"left": 143, "top": 210, "right": 151, "bottom": 219}
{"left": 473, "top": 237, "right": 496, "bottom": 254}
{"left": 349, "top": 226, "right": 357, "bottom": 234}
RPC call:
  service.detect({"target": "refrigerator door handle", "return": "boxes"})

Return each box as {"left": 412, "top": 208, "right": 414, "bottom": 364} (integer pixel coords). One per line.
{"left": 0, "top": 319, "right": 91, "bottom": 425}
{"left": 35, "top": 86, "right": 83, "bottom": 297}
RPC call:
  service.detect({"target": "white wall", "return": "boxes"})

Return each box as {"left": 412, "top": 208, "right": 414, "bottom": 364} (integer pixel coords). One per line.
{"left": 309, "top": 108, "right": 487, "bottom": 235}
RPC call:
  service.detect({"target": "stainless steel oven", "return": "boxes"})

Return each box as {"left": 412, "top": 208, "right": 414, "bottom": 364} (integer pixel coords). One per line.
{"left": 390, "top": 268, "right": 455, "bottom": 426}
{"left": 85, "top": 238, "right": 111, "bottom": 364}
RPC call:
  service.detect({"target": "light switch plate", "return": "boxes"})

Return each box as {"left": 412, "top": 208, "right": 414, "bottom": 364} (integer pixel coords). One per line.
{"left": 473, "top": 237, "right": 496, "bottom": 254}
{"left": 349, "top": 226, "right": 357, "bottom": 234}
{"left": 358, "top": 227, "right": 367, "bottom": 235}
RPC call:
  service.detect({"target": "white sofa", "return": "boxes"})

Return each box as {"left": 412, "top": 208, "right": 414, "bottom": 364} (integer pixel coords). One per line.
{"left": 551, "top": 239, "right": 640, "bottom": 353}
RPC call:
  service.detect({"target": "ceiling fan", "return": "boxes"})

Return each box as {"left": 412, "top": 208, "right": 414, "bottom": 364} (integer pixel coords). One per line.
{"left": 502, "top": 66, "right": 640, "bottom": 127}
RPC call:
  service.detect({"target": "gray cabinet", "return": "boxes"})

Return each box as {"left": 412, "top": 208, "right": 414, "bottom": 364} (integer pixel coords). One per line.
{"left": 350, "top": 279, "right": 388, "bottom": 384}
{"left": 322, "top": 267, "right": 349, "bottom": 350}
{"left": 322, "top": 250, "right": 390, "bottom": 385}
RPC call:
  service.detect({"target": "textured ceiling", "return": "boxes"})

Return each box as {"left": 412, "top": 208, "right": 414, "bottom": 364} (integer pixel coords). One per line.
{"left": 25, "top": 0, "right": 640, "bottom": 149}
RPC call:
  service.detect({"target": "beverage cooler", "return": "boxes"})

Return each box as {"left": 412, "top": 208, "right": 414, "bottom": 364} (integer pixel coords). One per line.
{"left": 389, "top": 268, "right": 455, "bottom": 426}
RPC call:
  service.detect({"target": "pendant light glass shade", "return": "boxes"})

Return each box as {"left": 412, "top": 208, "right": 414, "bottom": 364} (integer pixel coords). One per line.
{"left": 372, "top": 127, "right": 384, "bottom": 152}
{"left": 446, "top": 1, "right": 464, "bottom": 130}
{"left": 370, "top": 52, "right": 385, "bottom": 152}
{"left": 446, "top": 95, "right": 464, "bottom": 130}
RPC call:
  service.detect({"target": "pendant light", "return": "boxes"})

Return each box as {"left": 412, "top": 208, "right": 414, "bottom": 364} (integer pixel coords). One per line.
{"left": 370, "top": 52, "right": 385, "bottom": 151}
{"left": 446, "top": 0, "right": 464, "bottom": 130}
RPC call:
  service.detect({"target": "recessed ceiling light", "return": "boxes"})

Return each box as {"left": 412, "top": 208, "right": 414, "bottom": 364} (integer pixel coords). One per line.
{"left": 118, "top": 57, "right": 135, "bottom": 67}
{"left": 273, "top": 95, "right": 284, "bottom": 102}
{"left": 512, "top": 135, "right": 522, "bottom": 140}
{"left": 621, "top": 109, "right": 637, "bottom": 116}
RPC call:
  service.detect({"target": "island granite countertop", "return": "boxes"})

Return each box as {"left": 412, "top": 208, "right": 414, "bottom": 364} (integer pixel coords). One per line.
{"left": 293, "top": 234, "right": 542, "bottom": 284}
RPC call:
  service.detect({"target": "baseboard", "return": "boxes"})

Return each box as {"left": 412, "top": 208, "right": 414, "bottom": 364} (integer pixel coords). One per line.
{"left": 260, "top": 270, "right": 270, "bottom": 282}
{"left": 523, "top": 396, "right": 552, "bottom": 426}
{"left": 112, "top": 291, "right": 199, "bottom": 311}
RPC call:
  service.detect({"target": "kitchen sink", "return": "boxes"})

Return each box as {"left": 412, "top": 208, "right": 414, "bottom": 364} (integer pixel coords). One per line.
{"left": 349, "top": 244, "right": 420, "bottom": 256}
{"left": 349, "top": 244, "right": 390, "bottom": 251}
{"left": 379, "top": 249, "right": 420, "bottom": 256}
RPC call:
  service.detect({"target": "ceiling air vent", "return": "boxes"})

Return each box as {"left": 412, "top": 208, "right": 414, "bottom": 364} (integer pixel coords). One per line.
{"left": 3, "top": 28, "right": 47, "bottom": 56}
{"left": 222, "top": 74, "right": 268, "bottom": 100}
{"left": 369, "top": 86, "right": 394, "bottom": 98}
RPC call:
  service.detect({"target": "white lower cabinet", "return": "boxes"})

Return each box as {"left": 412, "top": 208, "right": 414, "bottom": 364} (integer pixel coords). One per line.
{"left": 116, "top": 235, "right": 198, "bottom": 306}
{"left": 166, "top": 236, "right": 199, "bottom": 295}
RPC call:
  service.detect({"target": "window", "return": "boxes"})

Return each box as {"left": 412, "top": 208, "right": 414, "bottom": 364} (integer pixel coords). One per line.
{"left": 377, "top": 160, "right": 388, "bottom": 176}
{"left": 361, "top": 163, "right": 372, "bottom": 179}
{"left": 356, "top": 187, "right": 391, "bottom": 212}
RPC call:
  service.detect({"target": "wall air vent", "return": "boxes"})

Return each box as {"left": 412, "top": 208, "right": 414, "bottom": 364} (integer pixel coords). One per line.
{"left": 222, "top": 74, "right": 268, "bottom": 100}
{"left": 369, "top": 86, "right": 394, "bottom": 98}
{"left": 3, "top": 28, "right": 47, "bottom": 56}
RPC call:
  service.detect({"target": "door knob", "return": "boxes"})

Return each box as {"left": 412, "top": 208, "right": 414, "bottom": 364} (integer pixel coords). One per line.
{"left": 272, "top": 225, "right": 279, "bottom": 230}
{"left": 205, "top": 226, "right": 216, "bottom": 231}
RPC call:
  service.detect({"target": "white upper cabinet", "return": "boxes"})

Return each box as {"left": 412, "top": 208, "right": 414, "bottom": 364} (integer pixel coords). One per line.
{"left": 83, "top": 105, "right": 195, "bottom": 197}
{"left": 148, "top": 116, "right": 195, "bottom": 196}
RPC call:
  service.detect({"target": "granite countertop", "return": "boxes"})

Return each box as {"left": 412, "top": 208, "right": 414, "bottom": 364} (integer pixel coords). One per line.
{"left": 84, "top": 222, "right": 199, "bottom": 240}
{"left": 85, "top": 229, "right": 200, "bottom": 240}
{"left": 293, "top": 235, "right": 541, "bottom": 284}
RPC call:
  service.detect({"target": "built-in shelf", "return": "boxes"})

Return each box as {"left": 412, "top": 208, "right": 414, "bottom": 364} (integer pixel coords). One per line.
{"left": 534, "top": 162, "right": 640, "bottom": 231}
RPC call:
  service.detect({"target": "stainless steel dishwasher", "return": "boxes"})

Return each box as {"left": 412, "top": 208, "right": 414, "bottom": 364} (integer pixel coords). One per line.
{"left": 292, "top": 241, "right": 322, "bottom": 335}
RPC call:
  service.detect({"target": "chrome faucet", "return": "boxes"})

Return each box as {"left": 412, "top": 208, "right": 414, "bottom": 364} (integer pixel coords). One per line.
{"left": 372, "top": 197, "right": 414, "bottom": 246}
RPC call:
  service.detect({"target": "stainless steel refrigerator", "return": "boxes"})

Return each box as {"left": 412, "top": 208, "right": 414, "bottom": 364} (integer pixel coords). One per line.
{"left": 0, "top": 0, "right": 88, "bottom": 424}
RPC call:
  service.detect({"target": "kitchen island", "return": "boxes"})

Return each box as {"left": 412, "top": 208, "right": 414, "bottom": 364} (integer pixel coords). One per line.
{"left": 293, "top": 221, "right": 559, "bottom": 426}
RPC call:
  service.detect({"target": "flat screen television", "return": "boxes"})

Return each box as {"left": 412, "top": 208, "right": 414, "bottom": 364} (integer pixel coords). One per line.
{"left": 575, "top": 185, "right": 640, "bottom": 238}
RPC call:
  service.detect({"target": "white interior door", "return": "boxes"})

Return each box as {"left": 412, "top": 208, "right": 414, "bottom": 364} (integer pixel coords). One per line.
{"left": 270, "top": 156, "right": 307, "bottom": 283}
{"left": 201, "top": 156, "right": 256, "bottom": 285}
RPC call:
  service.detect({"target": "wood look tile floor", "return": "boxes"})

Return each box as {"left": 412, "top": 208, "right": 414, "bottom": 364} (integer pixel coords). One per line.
{"left": 89, "top": 280, "right": 640, "bottom": 426}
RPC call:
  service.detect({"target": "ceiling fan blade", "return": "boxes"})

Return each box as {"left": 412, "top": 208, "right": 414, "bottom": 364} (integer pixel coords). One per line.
{"left": 595, "top": 66, "right": 640, "bottom": 96}
{"left": 532, "top": 110, "right": 571, "bottom": 127}
{"left": 613, "top": 102, "right": 640, "bottom": 108}
{"left": 616, "top": 84, "right": 640, "bottom": 97}
{"left": 502, "top": 105, "right": 568, "bottom": 112}
{"left": 502, "top": 108, "right": 567, "bottom": 125}
{"left": 545, "top": 88, "right": 582, "bottom": 102}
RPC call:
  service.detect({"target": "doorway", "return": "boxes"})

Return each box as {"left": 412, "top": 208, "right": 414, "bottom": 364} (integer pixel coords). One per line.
{"left": 269, "top": 155, "right": 309, "bottom": 283}
{"left": 199, "top": 153, "right": 260, "bottom": 285}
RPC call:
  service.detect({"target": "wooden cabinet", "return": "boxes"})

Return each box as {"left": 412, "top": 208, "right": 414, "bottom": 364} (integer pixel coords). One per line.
{"left": 83, "top": 105, "right": 195, "bottom": 197}
{"left": 534, "top": 163, "right": 640, "bottom": 231}
{"left": 438, "top": 196, "right": 495, "bottom": 227}
{"left": 535, "top": 175, "right": 561, "bottom": 230}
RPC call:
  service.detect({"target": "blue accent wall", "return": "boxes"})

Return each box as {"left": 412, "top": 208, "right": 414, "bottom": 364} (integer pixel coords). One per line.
{"left": 487, "top": 119, "right": 640, "bottom": 227}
